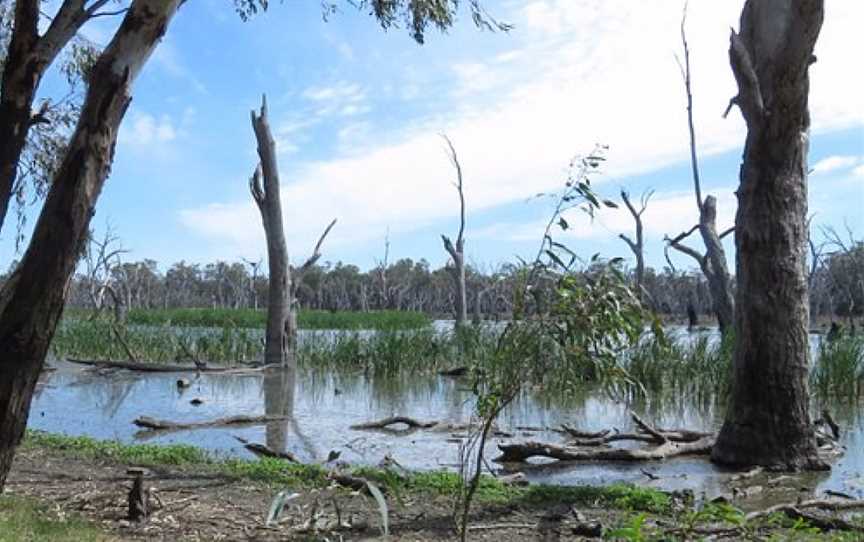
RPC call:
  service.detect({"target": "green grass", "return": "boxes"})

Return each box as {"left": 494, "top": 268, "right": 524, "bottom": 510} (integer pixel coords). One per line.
{"left": 0, "top": 495, "right": 109, "bottom": 542}
{"left": 623, "top": 333, "right": 734, "bottom": 400}
{"left": 811, "top": 334, "right": 864, "bottom": 398}
{"left": 123, "top": 308, "right": 430, "bottom": 330}
{"left": 22, "top": 431, "right": 668, "bottom": 510}
{"left": 49, "top": 318, "right": 499, "bottom": 373}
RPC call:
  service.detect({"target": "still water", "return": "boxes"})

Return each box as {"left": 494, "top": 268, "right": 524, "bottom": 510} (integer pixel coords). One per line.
{"left": 29, "top": 325, "right": 863, "bottom": 503}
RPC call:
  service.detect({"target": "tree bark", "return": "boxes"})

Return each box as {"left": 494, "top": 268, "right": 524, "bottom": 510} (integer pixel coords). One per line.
{"left": 0, "top": 0, "right": 115, "bottom": 234}
{"left": 698, "top": 196, "right": 735, "bottom": 333}
{"left": 0, "top": 0, "right": 182, "bottom": 491}
{"left": 249, "top": 96, "right": 293, "bottom": 368}
{"left": 440, "top": 135, "right": 467, "bottom": 326}
{"left": 712, "top": 0, "right": 825, "bottom": 470}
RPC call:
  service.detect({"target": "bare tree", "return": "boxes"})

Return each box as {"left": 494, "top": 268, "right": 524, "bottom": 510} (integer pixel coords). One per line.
{"left": 619, "top": 189, "right": 652, "bottom": 299}
{"left": 665, "top": 4, "right": 735, "bottom": 334}
{"left": 82, "top": 225, "right": 129, "bottom": 321}
{"left": 249, "top": 95, "right": 293, "bottom": 368}
{"left": 440, "top": 135, "right": 467, "bottom": 326}
{"left": 712, "top": 0, "right": 825, "bottom": 470}
{"left": 0, "top": 0, "right": 184, "bottom": 491}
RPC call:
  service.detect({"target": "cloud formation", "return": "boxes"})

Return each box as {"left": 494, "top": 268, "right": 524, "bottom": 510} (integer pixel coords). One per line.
{"left": 179, "top": 0, "right": 864, "bottom": 259}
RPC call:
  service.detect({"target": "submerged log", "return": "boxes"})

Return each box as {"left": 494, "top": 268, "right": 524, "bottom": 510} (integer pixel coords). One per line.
{"left": 495, "top": 437, "right": 715, "bottom": 463}
{"left": 134, "top": 414, "right": 289, "bottom": 431}
{"left": 350, "top": 416, "right": 438, "bottom": 431}
{"left": 68, "top": 358, "right": 276, "bottom": 373}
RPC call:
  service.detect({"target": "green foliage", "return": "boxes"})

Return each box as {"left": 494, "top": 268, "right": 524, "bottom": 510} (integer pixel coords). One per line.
{"left": 624, "top": 332, "right": 734, "bottom": 400}
{"left": 811, "top": 334, "right": 864, "bottom": 397}
{"left": 605, "top": 513, "right": 651, "bottom": 542}
{"left": 23, "top": 431, "right": 211, "bottom": 465}
{"left": 233, "top": 1, "right": 510, "bottom": 44}
{"left": 125, "top": 308, "right": 430, "bottom": 330}
{"left": 0, "top": 495, "right": 108, "bottom": 542}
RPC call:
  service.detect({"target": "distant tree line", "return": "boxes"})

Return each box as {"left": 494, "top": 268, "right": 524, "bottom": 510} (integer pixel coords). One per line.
{"left": 1, "top": 235, "right": 852, "bottom": 324}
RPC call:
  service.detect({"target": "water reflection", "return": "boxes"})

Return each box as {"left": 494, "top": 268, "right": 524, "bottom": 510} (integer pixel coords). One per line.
{"left": 29, "top": 344, "right": 863, "bottom": 501}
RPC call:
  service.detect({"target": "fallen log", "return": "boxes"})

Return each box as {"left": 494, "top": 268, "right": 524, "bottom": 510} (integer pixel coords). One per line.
{"left": 561, "top": 413, "right": 712, "bottom": 447}
{"left": 438, "top": 366, "right": 468, "bottom": 377}
{"left": 559, "top": 425, "right": 610, "bottom": 439}
{"left": 494, "top": 437, "right": 715, "bottom": 463}
{"left": 349, "top": 416, "right": 438, "bottom": 431}
{"left": 233, "top": 436, "right": 299, "bottom": 462}
{"left": 68, "top": 358, "right": 276, "bottom": 373}
{"left": 134, "top": 414, "right": 290, "bottom": 431}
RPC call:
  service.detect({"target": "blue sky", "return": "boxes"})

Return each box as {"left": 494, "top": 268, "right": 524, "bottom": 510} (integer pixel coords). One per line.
{"left": 3, "top": 0, "right": 863, "bottom": 273}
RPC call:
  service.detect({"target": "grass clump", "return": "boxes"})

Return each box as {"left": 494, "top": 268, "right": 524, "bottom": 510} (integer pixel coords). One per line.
{"left": 623, "top": 333, "right": 733, "bottom": 400}
{"left": 0, "top": 495, "right": 109, "bottom": 542}
{"left": 125, "top": 308, "right": 430, "bottom": 330}
{"left": 811, "top": 334, "right": 864, "bottom": 398}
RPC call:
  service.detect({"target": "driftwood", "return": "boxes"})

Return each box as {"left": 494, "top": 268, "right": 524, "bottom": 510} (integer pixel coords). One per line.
{"left": 561, "top": 414, "right": 712, "bottom": 447}
{"left": 495, "top": 437, "right": 715, "bottom": 463}
{"left": 68, "top": 358, "right": 276, "bottom": 373}
{"left": 134, "top": 414, "right": 289, "bottom": 431}
{"left": 350, "top": 416, "right": 438, "bottom": 431}
{"left": 438, "top": 366, "right": 468, "bottom": 377}
{"left": 233, "top": 436, "right": 299, "bottom": 462}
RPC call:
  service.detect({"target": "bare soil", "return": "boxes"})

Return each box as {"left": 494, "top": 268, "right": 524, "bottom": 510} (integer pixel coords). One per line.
{"left": 4, "top": 445, "right": 620, "bottom": 541}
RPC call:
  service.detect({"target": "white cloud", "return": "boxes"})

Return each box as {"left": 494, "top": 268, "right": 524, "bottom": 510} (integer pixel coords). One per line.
{"left": 473, "top": 188, "right": 737, "bottom": 245}
{"left": 812, "top": 155, "right": 861, "bottom": 175}
{"left": 853, "top": 164, "right": 864, "bottom": 178}
{"left": 119, "top": 112, "right": 178, "bottom": 147}
{"left": 180, "top": 0, "right": 863, "bottom": 256}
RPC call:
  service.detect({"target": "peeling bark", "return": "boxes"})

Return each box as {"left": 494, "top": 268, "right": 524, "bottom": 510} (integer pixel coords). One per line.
{"left": 0, "top": 0, "right": 183, "bottom": 491}
{"left": 712, "top": 0, "right": 825, "bottom": 470}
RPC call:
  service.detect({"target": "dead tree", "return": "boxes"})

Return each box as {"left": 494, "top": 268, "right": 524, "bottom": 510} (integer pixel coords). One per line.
{"left": 619, "top": 189, "right": 652, "bottom": 299}
{"left": 249, "top": 96, "right": 293, "bottom": 368}
{"left": 666, "top": 6, "right": 735, "bottom": 334}
{"left": 82, "top": 225, "right": 128, "bottom": 321}
{"left": 250, "top": 97, "right": 336, "bottom": 367}
{"left": 0, "top": 0, "right": 184, "bottom": 492}
{"left": 712, "top": 0, "right": 826, "bottom": 470}
{"left": 440, "top": 135, "right": 467, "bottom": 327}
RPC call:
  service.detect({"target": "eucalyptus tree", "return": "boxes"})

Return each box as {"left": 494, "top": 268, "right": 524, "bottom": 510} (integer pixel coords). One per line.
{"left": 712, "top": 0, "right": 826, "bottom": 470}
{"left": 0, "top": 0, "right": 507, "bottom": 491}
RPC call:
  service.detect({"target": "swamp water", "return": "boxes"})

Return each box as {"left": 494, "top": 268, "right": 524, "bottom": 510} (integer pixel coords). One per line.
{"left": 30, "top": 326, "right": 864, "bottom": 506}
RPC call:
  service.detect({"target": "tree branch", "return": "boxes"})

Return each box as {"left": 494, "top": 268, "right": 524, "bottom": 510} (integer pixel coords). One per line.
{"left": 298, "top": 218, "right": 338, "bottom": 274}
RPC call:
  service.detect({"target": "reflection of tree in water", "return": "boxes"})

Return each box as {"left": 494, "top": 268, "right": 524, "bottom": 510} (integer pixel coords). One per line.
{"left": 262, "top": 369, "right": 317, "bottom": 460}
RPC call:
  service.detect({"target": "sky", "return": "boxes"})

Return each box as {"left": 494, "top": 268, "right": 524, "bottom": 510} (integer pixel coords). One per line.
{"left": 3, "top": 0, "right": 863, "bottom": 273}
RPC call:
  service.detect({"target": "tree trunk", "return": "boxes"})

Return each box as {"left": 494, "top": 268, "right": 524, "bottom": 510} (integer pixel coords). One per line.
{"left": 0, "top": 0, "right": 42, "bottom": 232}
{"left": 441, "top": 135, "right": 467, "bottom": 327}
{"left": 249, "top": 96, "right": 293, "bottom": 368}
{"left": 0, "top": 0, "right": 182, "bottom": 491}
{"left": 0, "top": 0, "right": 111, "bottom": 234}
{"left": 712, "top": 0, "right": 825, "bottom": 470}
{"left": 699, "top": 196, "right": 735, "bottom": 333}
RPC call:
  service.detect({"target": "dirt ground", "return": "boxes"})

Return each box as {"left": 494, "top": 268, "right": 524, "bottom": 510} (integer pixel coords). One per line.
{"left": 4, "top": 445, "right": 619, "bottom": 541}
